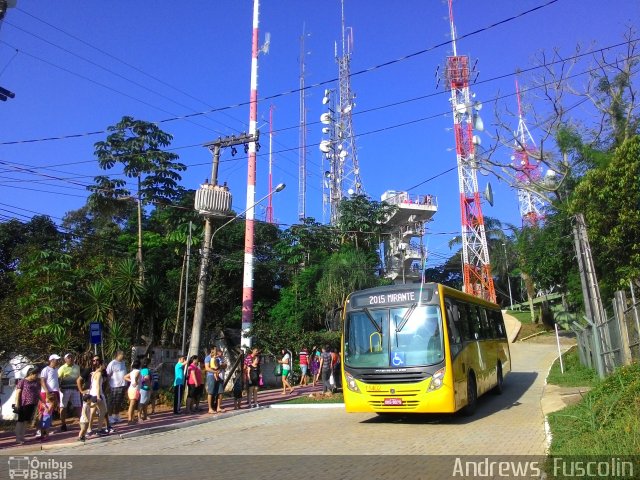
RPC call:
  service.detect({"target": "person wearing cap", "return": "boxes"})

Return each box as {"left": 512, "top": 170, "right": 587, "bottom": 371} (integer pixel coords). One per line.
{"left": 58, "top": 353, "right": 81, "bottom": 432}
{"left": 37, "top": 354, "right": 61, "bottom": 437}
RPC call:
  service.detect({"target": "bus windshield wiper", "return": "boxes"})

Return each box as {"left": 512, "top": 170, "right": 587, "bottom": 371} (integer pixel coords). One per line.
{"left": 363, "top": 307, "right": 382, "bottom": 334}
{"left": 396, "top": 304, "right": 417, "bottom": 332}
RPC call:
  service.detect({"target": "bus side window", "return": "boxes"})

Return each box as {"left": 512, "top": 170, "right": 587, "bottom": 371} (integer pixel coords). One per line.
{"left": 445, "top": 300, "right": 462, "bottom": 356}
{"left": 479, "top": 308, "right": 493, "bottom": 339}
{"left": 469, "top": 305, "right": 483, "bottom": 340}
{"left": 456, "top": 301, "right": 472, "bottom": 342}
{"left": 490, "top": 310, "right": 507, "bottom": 338}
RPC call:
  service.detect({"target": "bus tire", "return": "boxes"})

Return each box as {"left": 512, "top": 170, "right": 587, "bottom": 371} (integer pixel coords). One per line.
{"left": 492, "top": 362, "right": 504, "bottom": 395}
{"left": 461, "top": 372, "right": 477, "bottom": 416}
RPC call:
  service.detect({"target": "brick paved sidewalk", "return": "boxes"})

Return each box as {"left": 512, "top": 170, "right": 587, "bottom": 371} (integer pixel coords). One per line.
{"left": 0, "top": 383, "right": 324, "bottom": 452}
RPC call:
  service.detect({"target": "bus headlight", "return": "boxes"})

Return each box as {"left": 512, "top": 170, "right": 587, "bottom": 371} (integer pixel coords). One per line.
{"left": 427, "top": 367, "right": 445, "bottom": 391}
{"left": 345, "top": 373, "right": 360, "bottom": 393}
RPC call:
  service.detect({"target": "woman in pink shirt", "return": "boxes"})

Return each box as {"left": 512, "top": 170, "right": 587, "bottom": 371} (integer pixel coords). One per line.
{"left": 186, "top": 356, "right": 203, "bottom": 413}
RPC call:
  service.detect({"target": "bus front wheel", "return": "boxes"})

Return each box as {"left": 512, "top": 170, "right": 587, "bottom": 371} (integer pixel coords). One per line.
{"left": 461, "top": 373, "right": 477, "bottom": 416}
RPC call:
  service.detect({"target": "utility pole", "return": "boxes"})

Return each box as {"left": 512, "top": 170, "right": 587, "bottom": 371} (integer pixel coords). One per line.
{"left": 188, "top": 133, "right": 256, "bottom": 359}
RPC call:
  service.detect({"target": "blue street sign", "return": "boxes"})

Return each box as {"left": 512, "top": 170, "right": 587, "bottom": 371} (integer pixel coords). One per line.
{"left": 89, "top": 322, "right": 102, "bottom": 345}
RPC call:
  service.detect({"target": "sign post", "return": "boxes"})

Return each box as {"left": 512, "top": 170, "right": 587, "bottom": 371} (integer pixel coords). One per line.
{"left": 90, "top": 322, "right": 102, "bottom": 355}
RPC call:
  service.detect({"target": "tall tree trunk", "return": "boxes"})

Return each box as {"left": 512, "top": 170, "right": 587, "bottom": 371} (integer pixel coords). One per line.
{"left": 521, "top": 271, "right": 537, "bottom": 323}
{"left": 136, "top": 176, "right": 144, "bottom": 283}
{"left": 171, "top": 252, "right": 187, "bottom": 347}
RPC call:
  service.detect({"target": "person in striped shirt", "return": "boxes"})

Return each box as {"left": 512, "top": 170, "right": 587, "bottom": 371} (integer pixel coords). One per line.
{"left": 298, "top": 347, "right": 309, "bottom": 386}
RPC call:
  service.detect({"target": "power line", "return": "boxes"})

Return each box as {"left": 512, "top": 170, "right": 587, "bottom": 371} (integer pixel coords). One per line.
{"left": 0, "top": 0, "right": 562, "bottom": 146}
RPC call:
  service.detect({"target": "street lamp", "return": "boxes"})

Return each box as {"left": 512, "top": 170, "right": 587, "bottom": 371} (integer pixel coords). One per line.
{"left": 502, "top": 243, "right": 514, "bottom": 308}
{"left": 237, "top": 182, "right": 285, "bottom": 350}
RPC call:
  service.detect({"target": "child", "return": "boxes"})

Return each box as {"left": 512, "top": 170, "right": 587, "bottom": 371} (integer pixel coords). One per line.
{"left": 39, "top": 393, "right": 55, "bottom": 440}
{"left": 77, "top": 393, "right": 93, "bottom": 442}
{"left": 232, "top": 375, "right": 243, "bottom": 410}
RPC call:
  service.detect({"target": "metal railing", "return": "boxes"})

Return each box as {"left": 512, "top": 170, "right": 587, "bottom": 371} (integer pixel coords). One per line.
{"left": 572, "top": 281, "right": 640, "bottom": 378}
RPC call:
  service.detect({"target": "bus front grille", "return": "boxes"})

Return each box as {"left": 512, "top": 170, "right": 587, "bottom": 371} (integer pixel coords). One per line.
{"left": 359, "top": 372, "right": 427, "bottom": 384}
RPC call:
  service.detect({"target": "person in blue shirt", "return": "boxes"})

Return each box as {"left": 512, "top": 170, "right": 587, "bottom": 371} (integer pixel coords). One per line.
{"left": 173, "top": 354, "right": 186, "bottom": 414}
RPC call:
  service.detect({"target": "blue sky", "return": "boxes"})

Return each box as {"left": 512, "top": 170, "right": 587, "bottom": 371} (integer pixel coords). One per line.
{"left": 0, "top": 0, "right": 636, "bottom": 267}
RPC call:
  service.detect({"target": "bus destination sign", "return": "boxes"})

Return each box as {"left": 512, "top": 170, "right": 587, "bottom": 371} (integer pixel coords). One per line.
{"left": 350, "top": 288, "right": 434, "bottom": 308}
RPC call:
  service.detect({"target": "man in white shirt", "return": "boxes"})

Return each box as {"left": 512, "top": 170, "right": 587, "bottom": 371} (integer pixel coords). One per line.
{"left": 38, "top": 354, "right": 61, "bottom": 437}
{"left": 106, "top": 351, "right": 127, "bottom": 423}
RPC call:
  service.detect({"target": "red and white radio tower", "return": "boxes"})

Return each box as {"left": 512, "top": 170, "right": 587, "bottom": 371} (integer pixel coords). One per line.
{"left": 513, "top": 79, "right": 546, "bottom": 226}
{"left": 445, "top": 0, "right": 495, "bottom": 302}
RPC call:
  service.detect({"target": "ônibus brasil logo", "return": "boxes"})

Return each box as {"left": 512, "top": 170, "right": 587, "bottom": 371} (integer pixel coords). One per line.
{"left": 8, "top": 456, "right": 73, "bottom": 480}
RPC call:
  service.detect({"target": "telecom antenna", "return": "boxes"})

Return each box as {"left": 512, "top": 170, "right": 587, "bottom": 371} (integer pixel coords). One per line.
{"left": 513, "top": 79, "right": 547, "bottom": 226}
{"left": 298, "top": 24, "right": 308, "bottom": 221}
{"left": 444, "top": 0, "right": 495, "bottom": 302}
{"left": 266, "top": 105, "right": 275, "bottom": 224}
{"left": 336, "top": 0, "right": 363, "bottom": 200}
{"left": 319, "top": 0, "right": 364, "bottom": 225}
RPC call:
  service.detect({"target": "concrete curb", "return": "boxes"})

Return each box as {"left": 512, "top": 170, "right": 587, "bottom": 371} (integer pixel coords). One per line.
{"left": 269, "top": 403, "right": 345, "bottom": 409}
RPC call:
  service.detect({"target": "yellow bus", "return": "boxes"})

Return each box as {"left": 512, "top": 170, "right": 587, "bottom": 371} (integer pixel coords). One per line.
{"left": 342, "top": 283, "right": 510, "bottom": 415}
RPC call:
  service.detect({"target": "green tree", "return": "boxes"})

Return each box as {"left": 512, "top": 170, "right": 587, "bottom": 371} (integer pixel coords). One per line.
{"left": 89, "top": 116, "right": 186, "bottom": 279}
{"left": 337, "top": 194, "right": 396, "bottom": 251}
{"left": 571, "top": 135, "right": 640, "bottom": 297}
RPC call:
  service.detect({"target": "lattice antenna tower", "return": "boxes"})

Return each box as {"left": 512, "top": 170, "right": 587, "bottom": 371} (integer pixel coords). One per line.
{"left": 444, "top": 0, "right": 495, "bottom": 302}
{"left": 298, "top": 24, "right": 308, "bottom": 221}
{"left": 513, "top": 79, "right": 547, "bottom": 226}
{"left": 335, "top": 0, "right": 363, "bottom": 200}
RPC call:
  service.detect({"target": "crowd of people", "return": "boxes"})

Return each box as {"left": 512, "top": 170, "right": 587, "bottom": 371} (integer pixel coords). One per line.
{"left": 11, "top": 344, "right": 342, "bottom": 446}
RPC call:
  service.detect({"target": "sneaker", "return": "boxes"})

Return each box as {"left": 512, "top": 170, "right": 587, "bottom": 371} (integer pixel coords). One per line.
{"left": 255, "top": 403, "right": 260, "bottom": 408}
{"left": 60, "top": 424, "right": 68, "bottom": 432}
{"left": 97, "top": 429, "right": 109, "bottom": 436}
{"left": 35, "top": 430, "right": 42, "bottom": 438}
{"left": 77, "top": 436, "right": 85, "bottom": 442}
{"left": 87, "top": 430, "right": 96, "bottom": 437}
{"left": 106, "top": 427, "right": 116, "bottom": 434}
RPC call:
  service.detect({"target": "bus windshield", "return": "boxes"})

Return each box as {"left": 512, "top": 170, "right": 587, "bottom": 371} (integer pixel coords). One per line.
{"left": 344, "top": 305, "right": 444, "bottom": 368}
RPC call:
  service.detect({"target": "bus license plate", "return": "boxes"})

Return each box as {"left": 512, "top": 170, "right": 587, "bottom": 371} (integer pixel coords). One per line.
{"left": 384, "top": 398, "right": 403, "bottom": 406}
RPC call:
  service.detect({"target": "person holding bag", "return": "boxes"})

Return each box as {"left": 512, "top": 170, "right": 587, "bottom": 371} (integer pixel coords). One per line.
{"left": 13, "top": 367, "right": 40, "bottom": 445}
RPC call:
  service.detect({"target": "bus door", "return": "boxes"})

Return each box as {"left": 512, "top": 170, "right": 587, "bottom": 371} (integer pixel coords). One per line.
{"left": 444, "top": 299, "right": 466, "bottom": 410}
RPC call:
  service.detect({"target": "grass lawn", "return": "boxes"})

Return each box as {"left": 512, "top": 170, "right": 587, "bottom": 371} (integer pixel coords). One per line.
{"left": 547, "top": 363, "right": 640, "bottom": 456}
{"left": 505, "top": 310, "right": 537, "bottom": 324}
{"left": 284, "top": 392, "right": 344, "bottom": 404}
{"left": 547, "top": 346, "right": 599, "bottom": 388}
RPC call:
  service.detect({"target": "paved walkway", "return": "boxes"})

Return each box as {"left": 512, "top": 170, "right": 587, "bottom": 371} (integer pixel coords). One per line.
{"left": 0, "top": 383, "right": 324, "bottom": 452}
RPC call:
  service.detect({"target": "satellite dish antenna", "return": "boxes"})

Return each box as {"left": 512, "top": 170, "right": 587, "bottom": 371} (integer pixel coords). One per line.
{"left": 472, "top": 135, "right": 482, "bottom": 145}
{"left": 484, "top": 182, "right": 494, "bottom": 206}
{"left": 320, "top": 112, "right": 332, "bottom": 124}
{"left": 322, "top": 127, "right": 330, "bottom": 134}
{"left": 474, "top": 115, "right": 484, "bottom": 132}
{"left": 322, "top": 96, "right": 330, "bottom": 105}
{"left": 455, "top": 103, "right": 467, "bottom": 114}
{"left": 319, "top": 140, "right": 332, "bottom": 153}
{"left": 474, "top": 102, "right": 483, "bottom": 111}
{"left": 342, "top": 104, "right": 352, "bottom": 114}
{"left": 348, "top": 188, "right": 355, "bottom": 195}
{"left": 339, "top": 149, "right": 348, "bottom": 158}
